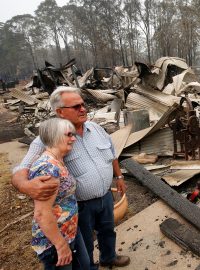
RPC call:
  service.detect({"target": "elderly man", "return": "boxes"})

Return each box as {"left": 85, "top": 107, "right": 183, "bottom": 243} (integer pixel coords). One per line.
{"left": 12, "top": 86, "right": 130, "bottom": 269}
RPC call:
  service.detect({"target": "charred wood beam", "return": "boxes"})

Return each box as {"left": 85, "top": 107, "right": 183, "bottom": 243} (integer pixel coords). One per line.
{"left": 160, "top": 218, "right": 200, "bottom": 256}
{"left": 121, "top": 158, "right": 200, "bottom": 230}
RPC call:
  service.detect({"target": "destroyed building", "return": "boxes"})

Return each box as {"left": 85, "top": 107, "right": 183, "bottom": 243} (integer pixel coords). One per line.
{"left": 3, "top": 56, "right": 200, "bottom": 188}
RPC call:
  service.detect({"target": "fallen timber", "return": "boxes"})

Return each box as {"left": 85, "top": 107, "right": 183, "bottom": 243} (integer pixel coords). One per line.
{"left": 160, "top": 218, "right": 200, "bottom": 256}
{"left": 121, "top": 158, "right": 200, "bottom": 231}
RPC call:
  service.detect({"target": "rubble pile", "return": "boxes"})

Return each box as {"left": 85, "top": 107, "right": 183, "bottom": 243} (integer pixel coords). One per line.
{"left": 3, "top": 56, "right": 200, "bottom": 192}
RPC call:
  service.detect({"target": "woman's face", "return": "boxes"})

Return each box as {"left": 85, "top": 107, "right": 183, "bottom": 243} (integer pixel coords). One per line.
{"left": 57, "top": 130, "right": 76, "bottom": 154}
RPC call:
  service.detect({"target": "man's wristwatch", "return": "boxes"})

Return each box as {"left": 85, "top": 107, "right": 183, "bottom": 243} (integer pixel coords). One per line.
{"left": 115, "top": 175, "right": 124, "bottom": 180}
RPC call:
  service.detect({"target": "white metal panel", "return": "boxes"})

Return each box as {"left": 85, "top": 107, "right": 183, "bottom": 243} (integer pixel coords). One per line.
{"left": 162, "top": 170, "right": 200, "bottom": 186}
{"left": 122, "top": 127, "right": 178, "bottom": 157}
{"left": 125, "top": 103, "right": 179, "bottom": 148}
{"left": 111, "top": 124, "right": 132, "bottom": 158}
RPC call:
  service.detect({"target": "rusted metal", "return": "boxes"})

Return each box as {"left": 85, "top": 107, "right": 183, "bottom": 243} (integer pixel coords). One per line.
{"left": 168, "top": 96, "right": 200, "bottom": 160}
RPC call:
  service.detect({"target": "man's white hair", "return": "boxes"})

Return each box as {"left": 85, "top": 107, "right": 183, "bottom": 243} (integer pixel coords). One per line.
{"left": 50, "top": 86, "right": 81, "bottom": 112}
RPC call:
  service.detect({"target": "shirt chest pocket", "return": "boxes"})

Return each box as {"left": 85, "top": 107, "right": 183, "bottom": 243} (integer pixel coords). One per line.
{"left": 65, "top": 152, "right": 88, "bottom": 177}
{"left": 96, "top": 143, "right": 114, "bottom": 164}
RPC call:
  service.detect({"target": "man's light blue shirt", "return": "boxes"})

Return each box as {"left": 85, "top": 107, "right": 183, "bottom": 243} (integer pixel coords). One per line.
{"left": 14, "top": 121, "right": 116, "bottom": 201}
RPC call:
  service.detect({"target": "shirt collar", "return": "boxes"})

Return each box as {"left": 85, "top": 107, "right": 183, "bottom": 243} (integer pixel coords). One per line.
{"left": 83, "top": 121, "right": 92, "bottom": 132}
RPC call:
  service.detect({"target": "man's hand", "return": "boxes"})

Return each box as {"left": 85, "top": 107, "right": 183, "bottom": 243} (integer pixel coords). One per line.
{"left": 112, "top": 159, "right": 127, "bottom": 196}
{"left": 116, "top": 179, "right": 127, "bottom": 196}
{"left": 11, "top": 169, "right": 59, "bottom": 201}
{"left": 24, "top": 176, "right": 59, "bottom": 200}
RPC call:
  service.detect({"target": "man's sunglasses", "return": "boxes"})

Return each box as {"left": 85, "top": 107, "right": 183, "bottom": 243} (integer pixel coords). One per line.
{"left": 60, "top": 103, "right": 85, "bottom": 110}
{"left": 64, "top": 132, "right": 76, "bottom": 137}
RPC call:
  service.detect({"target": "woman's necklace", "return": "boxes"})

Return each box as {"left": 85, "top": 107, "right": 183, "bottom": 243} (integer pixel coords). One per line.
{"left": 45, "top": 150, "right": 65, "bottom": 167}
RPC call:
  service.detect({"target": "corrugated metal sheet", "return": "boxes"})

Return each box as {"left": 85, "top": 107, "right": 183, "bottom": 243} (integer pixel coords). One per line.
{"left": 36, "top": 100, "right": 51, "bottom": 110}
{"left": 115, "top": 66, "right": 139, "bottom": 77}
{"left": 134, "top": 86, "right": 180, "bottom": 107}
{"left": 100, "top": 89, "right": 117, "bottom": 94}
{"left": 11, "top": 89, "right": 39, "bottom": 105}
{"left": 78, "top": 68, "right": 93, "bottom": 88}
{"left": 162, "top": 170, "right": 200, "bottom": 186}
{"left": 85, "top": 89, "right": 115, "bottom": 102}
{"left": 180, "top": 82, "right": 200, "bottom": 95}
{"left": 122, "top": 127, "right": 179, "bottom": 157}
{"left": 92, "top": 112, "right": 116, "bottom": 122}
{"left": 152, "top": 57, "right": 188, "bottom": 90}
{"left": 6, "top": 99, "right": 20, "bottom": 105}
{"left": 144, "top": 164, "right": 170, "bottom": 175}
{"left": 172, "top": 68, "right": 196, "bottom": 95}
{"left": 126, "top": 92, "right": 167, "bottom": 117}
{"left": 163, "top": 83, "right": 174, "bottom": 95}
{"left": 170, "top": 160, "right": 200, "bottom": 170}
{"left": 153, "top": 57, "right": 187, "bottom": 70}
{"left": 125, "top": 103, "right": 178, "bottom": 148}
{"left": 111, "top": 124, "right": 132, "bottom": 158}
{"left": 124, "top": 126, "right": 152, "bottom": 149}
{"left": 35, "top": 92, "right": 49, "bottom": 99}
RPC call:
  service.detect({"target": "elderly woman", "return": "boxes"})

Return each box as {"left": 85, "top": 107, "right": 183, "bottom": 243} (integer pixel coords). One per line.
{"left": 28, "top": 118, "right": 90, "bottom": 270}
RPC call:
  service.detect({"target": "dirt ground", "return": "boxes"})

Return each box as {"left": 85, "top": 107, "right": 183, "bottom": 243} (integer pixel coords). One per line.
{"left": 0, "top": 100, "right": 24, "bottom": 144}
{"left": 0, "top": 152, "right": 42, "bottom": 270}
{"left": 3, "top": 92, "right": 200, "bottom": 269}
{"left": 0, "top": 153, "right": 157, "bottom": 270}
{"left": 1, "top": 96, "right": 200, "bottom": 270}
{"left": 0, "top": 97, "right": 159, "bottom": 269}
{"left": 0, "top": 99, "right": 42, "bottom": 269}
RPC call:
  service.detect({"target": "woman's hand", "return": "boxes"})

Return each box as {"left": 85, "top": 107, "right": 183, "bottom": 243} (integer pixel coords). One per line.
{"left": 56, "top": 242, "right": 72, "bottom": 266}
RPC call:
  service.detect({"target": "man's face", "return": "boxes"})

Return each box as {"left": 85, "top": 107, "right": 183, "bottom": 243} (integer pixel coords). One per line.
{"left": 56, "top": 92, "right": 87, "bottom": 126}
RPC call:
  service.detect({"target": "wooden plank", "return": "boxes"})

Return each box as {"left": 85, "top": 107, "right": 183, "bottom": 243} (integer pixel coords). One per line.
{"left": 121, "top": 158, "right": 200, "bottom": 230}
{"left": 160, "top": 218, "right": 200, "bottom": 256}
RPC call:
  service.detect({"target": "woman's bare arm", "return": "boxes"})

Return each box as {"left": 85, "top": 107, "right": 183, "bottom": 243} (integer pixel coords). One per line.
{"left": 34, "top": 188, "right": 72, "bottom": 266}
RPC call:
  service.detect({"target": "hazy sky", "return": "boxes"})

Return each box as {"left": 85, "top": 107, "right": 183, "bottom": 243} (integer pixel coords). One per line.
{"left": 0, "top": 0, "right": 67, "bottom": 23}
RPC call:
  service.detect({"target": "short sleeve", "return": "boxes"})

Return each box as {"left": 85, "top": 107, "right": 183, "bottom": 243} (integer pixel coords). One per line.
{"left": 13, "top": 136, "right": 45, "bottom": 173}
{"left": 29, "top": 161, "right": 60, "bottom": 181}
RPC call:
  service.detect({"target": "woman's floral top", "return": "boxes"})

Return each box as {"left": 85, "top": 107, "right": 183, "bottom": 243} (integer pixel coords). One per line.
{"left": 29, "top": 153, "right": 78, "bottom": 255}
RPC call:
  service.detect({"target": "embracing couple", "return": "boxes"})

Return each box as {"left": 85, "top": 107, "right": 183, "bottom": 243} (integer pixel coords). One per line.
{"left": 12, "top": 86, "right": 130, "bottom": 270}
